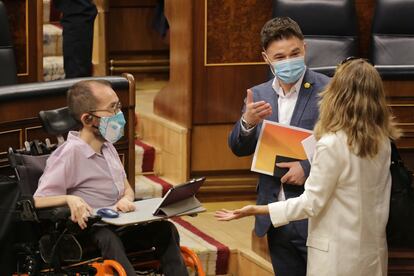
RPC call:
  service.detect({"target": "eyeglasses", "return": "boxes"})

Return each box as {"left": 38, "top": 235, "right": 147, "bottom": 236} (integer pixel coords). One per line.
{"left": 89, "top": 102, "right": 122, "bottom": 116}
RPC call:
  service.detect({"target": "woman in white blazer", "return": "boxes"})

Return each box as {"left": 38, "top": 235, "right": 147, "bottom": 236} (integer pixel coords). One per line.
{"left": 216, "top": 58, "right": 401, "bottom": 276}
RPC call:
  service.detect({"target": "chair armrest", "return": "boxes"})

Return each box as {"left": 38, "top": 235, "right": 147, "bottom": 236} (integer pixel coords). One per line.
{"left": 36, "top": 206, "right": 71, "bottom": 222}
{"left": 36, "top": 206, "right": 102, "bottom": 230}
{"left": 66, "top": 215, "right": 103, "bottom": 234}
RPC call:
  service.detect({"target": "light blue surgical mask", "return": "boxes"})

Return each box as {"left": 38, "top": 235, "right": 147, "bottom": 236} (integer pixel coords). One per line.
{"left": 270, "top": 56, "right": 306, "bottom": 84}
{"left": 98, "top": 111, "right": 126, "bottom": 143}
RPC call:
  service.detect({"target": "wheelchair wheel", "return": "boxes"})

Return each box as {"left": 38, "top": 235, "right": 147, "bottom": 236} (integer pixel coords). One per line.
{"left": 181, "top": 246, "right": 205, "bottom": 276}
{"left": 90, "top": 259, "right": 127, "bottom": 276}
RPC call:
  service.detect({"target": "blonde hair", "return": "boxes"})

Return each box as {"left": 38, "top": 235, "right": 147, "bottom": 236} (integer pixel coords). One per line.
{"left": 314, "top": 59, "right": 401, "bottom": 158}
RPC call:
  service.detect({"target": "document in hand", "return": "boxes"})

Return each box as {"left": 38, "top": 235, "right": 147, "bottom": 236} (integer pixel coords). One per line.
{"left": 301, "top": 134, "right": 317, "bottom": 164}
{"left": 95, "top": 177, "right": 206, "bottom": 226}
{"left": 251, "top": 120, "right": 312, "bottom": 176}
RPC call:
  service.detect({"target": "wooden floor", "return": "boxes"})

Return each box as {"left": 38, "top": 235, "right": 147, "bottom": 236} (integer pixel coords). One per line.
{"left": 186, "top": 201, "right": 274, "bottom": 275}
{"left": 135, "top": 82, "right": 274, "bottom": 275}
{"left": 192, "top": 201, "right": 258, "bottom": 251}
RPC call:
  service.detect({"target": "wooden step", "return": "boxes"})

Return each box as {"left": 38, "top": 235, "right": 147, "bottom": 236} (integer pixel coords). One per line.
{"left": 110, "top": 59, "right": 169, "bottom": 66}
{"left": 43, "top": 0, "right": 51, "bottom": 23}
{"left": 43, "top": 23, "right": 62, "bottom": 57}
{"left": 109, "top": 58, "right": 170, "bottom": 74}
{"left": 135, "top": 140, "right": 162, "bottom": 176}
{"left": 43, "top": 56, "right": 65, "bottom": 81}
{"left": 110, "top": 65, "right": 169, "bottom": 74}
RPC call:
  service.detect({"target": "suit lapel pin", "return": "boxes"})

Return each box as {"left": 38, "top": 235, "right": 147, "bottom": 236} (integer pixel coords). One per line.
{"left": 304, "top": 82, "right": 311, "bottom": 89}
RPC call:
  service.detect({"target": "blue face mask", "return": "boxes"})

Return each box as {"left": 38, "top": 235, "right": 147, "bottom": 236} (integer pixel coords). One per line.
{"left": 270, "top": 56, "right": 306, "bottom": 84}
{"left": 98, "top": 111, "right": 126, "bottom": 143}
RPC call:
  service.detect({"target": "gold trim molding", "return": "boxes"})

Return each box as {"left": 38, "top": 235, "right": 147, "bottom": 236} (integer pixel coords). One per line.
{"left": 0, "top": 129, "right": 23, "bottom": 154}
{"left": 24, "top": 125, "right": 43, "bottom": 141}
{"left": 16, "top": 0, "right": 30, "bottom": 77}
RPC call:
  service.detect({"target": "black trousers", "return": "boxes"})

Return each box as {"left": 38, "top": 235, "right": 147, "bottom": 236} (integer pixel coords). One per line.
{"left": 54, "top": 0, "right": 97, "bottom": 78}
{"left": 267, "top": 221, "right": 307, "bottom": 276}
{"left": 89, "top": 220, "right": 188, "bottom": 276}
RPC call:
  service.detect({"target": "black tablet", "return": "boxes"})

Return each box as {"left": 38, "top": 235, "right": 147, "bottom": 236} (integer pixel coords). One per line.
{"left": 154, "top": 177, "right": 205, "bottom": 210}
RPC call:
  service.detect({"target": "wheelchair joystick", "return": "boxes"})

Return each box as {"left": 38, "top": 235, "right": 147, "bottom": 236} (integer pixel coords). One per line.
{"left": 66, "top": 215, "right": 102, "bottom": 234}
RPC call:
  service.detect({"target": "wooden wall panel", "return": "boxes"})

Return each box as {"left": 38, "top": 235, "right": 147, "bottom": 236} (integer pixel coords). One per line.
{"left": 384, "top": 81, "right": 414, "bottom": 98}
{"left": 154, "top": 0, "right": 193, "bottom": 127}
{"left": 106, "top": 0, "right": 169, "bottom": 81}
{"left": 193, "top": 0, "right": 271, "bottom": 125}
{"left": 92, "top": 0, "right": 109, "bottom": 76}
{"left": 0, "top": 129, "right": 22, "bottom": 167}
{"left": 208, "top": 0, "right": 377, "bottom": 63}
{"left": 191, "top": 124, "right": 258, "bottom": 202}
{"left": 193, "top": 64, "right": 269, "bottom": 124}
{"left": 383, "top": 80, "right": 414, "bottom": 172}
{"left": 389, "top": 105, "right": 414, "bottom": 124}
{"left": 3, "top": 0, "right": 27, "bottom": 74}
{"left": 193, "top": 0, "right": 378, "bottom": 125}
{"left": 355, "top": 0, "right": 375, "bottom": 58}
{"left": 155, "top": 0, "right": 377, "bottom": 126}
{"left": 191, "top": 125, "right": 252, "bottom": 172}
{"left": 3, "top": 0, "right": 42, "bottom": 83}
{"left": 108, "top": 0, "right": 168, "bottom": 54}
{"left": 206, "top": 0, "right": 272, "bottom": 64}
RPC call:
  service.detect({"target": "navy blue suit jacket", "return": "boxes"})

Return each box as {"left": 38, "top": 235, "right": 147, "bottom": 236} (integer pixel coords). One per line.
{"left": 228, "top": 69, "right": 330, "bottom": 237}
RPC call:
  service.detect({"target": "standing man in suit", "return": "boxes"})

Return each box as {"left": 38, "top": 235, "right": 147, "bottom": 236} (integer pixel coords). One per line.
{"left": 54, "top": 0, "right": 97, "bottom": 78}
{"left": 228, "top": 17, "right": 330, "bottom": 276}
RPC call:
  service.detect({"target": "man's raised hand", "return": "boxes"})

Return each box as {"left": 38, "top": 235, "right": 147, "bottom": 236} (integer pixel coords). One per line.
{"left": 242, "top": 89, "right": 272, "bottom": 127}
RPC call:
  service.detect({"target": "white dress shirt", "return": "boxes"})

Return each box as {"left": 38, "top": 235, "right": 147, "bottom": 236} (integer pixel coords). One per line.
{"left": 272, "top": 73, "right": 304, "bottom": 200}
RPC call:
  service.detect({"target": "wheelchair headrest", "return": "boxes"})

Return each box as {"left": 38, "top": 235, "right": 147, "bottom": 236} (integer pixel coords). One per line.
{"left": 39, "top": 107, "right": 80, "bottom": 136}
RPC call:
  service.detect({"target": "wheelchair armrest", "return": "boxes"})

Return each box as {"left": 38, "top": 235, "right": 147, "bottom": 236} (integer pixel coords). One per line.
{"left": 65, "top": 215, "right": 102, "bottom": 234}
{"left": 36, "top": 206, "right": 102, "bottom": 228}
{"left": 16, "top": 198, "right": 39, "bottom": 221}
{"left": 17, "top": 198, "right": 71, "bottom": 222}
{"left": 36, "top": 206, "right": 71, "bottom": 222}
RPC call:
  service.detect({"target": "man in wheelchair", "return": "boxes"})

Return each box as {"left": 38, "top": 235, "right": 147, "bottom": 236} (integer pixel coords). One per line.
{"left": 33, "top": 80, "right": 188, "bottom": 276}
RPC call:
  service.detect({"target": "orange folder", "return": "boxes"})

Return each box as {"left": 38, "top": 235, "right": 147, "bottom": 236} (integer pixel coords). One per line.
{"left": 251, "top": 120, "right": 312, "bottom": 176}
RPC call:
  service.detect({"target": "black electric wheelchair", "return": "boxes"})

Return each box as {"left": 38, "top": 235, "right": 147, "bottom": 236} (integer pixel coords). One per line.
{"left": 3, "top": 107, "right": 129, "bottom": 275}
{"left": 2, "top": 107, "right": 205, "bottom": 275}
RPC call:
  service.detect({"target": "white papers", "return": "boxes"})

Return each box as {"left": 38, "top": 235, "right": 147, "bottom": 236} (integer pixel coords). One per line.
{"left": 301, "top": 134, "right": 317, "bottom": 163}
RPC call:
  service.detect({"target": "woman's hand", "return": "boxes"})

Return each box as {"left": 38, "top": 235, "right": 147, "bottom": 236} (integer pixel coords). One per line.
{"left": 215, "top": 205, "right": 268, "bottom": 221}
